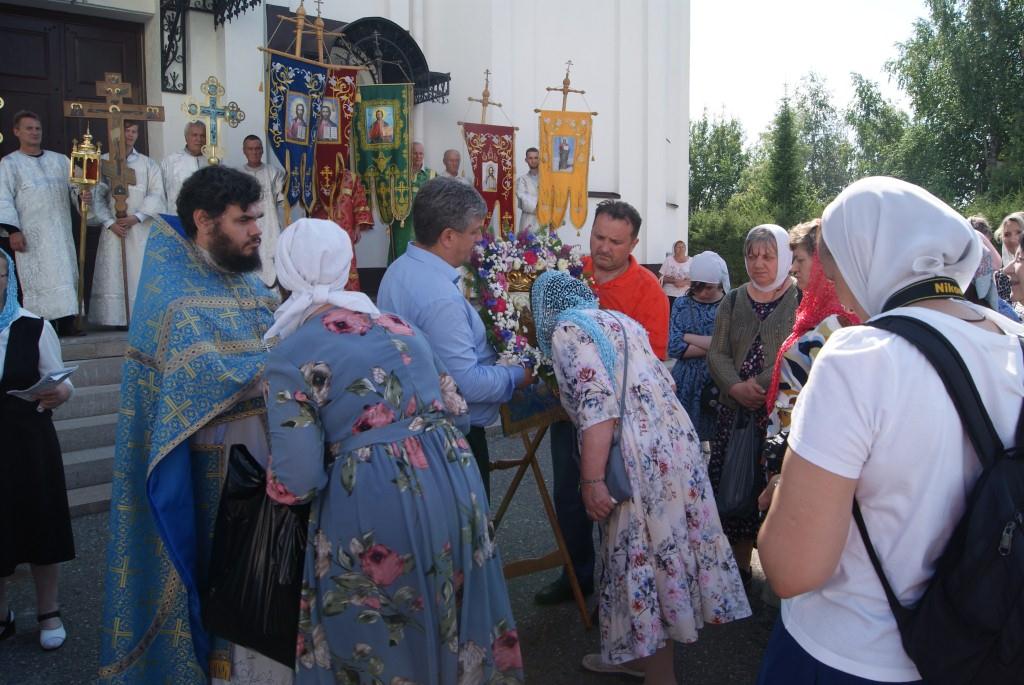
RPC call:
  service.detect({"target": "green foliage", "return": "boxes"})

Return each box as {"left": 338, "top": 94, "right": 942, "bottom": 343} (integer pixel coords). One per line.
{"left": 766, "top": 96, "right": 812, "bottom": 228}
{"left": 888, "top": 0, "right": 1024, "bottom": 203}
{"left": 846, "top": 73, "right": 909, "bottom": 178}
{"left": 689, "top": 111, "right": 750, "bottom": 213}
{"left": 794, "top": 73, "right": 854, "bottom": 202}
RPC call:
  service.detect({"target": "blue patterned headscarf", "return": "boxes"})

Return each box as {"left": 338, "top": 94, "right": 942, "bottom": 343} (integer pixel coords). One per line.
{"left": 0, "top": 250, "right": 19, "bottom": 333}
{"left": 531, "top": 270, "right": 618, "bottom": 376}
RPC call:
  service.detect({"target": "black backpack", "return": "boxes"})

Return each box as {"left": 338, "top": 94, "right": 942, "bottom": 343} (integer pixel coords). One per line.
{"left": 856, "top": 315, "right": 1024, "bottom": 684}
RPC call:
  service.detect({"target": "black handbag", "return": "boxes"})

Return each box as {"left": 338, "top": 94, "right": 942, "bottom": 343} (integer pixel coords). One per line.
{"left": 203, "top": 444, "right": 311, "bottom": 667}
{"left": 716, "top": 409, "right": 762, "bottom": 519}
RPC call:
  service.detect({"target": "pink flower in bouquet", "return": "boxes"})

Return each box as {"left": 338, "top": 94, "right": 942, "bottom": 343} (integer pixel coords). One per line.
{"left": 523, "top": 251, "right": 538, "bottom": 266}
{"left": 492, "top": 629, "right": 523, "bottom": 671}
{"left": 323, "top": 308, "right": 372, "bottom": 335}
{"left": 352, "top": 403, "right": 396, "bottom": 434}
{"left": 493, "top": 298, "right": 507, "bottom": 313}
{"left": 403, "top": 436, "right": 428, "bottom": 469}
{"left": 359, "top": 544, "right": 405, "bottom": 586}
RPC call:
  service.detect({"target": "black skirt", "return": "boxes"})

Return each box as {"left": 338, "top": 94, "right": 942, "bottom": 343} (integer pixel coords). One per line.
{"left": 0, "top": 316, "right": 75, "bottom": 576}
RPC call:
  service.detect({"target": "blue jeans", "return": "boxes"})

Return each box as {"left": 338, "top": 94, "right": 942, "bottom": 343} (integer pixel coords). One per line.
{"left": 549, "top": 420, "right": 594, "bottom": 588}
{"left": 757, "top": 619, "right": 924, "bottom": 685}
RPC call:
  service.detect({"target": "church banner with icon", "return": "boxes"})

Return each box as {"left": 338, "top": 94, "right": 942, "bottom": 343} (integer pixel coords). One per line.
{"left": 312, "top": 66, "right": 360, "bottom": 216}
{"left": 354, "top": 83, "right": 413, "bottom": 224}
{"left": 462, "top": 123, "right": 516, "bottom": 237}
{"left": 536, "top": 111, "right": 592, "bottom": 230}
{"left": 267, "top": 53, "right": 327, "bottom": 211}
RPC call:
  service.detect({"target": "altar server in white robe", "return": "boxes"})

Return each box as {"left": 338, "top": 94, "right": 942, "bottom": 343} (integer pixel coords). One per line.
{"left": 238, "top": 135, "right": 285, "bottom": 287}
{"left": 161, "top": 120, "right": 208, "bottom": 209}
{"left": 0, "top": 110, "right": 80, "bottom": 326}
{"left": 90, "top": 121, "right": 165, "bottom": 325}
{"left": 516, "top": 146, "right": 540, "bottom": 233}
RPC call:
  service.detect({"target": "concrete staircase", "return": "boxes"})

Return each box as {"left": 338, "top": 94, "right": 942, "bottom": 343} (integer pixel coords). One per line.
{"left": 55, "top": 331, "right": 127, "bottom": 517}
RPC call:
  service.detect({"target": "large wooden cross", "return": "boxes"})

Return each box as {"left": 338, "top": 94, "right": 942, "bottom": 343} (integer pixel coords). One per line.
{"left": 181, "top": 75, "right": 245, "bottom": 165}
{"left": 63, "top": 73, "right": 165, "bottom": 218}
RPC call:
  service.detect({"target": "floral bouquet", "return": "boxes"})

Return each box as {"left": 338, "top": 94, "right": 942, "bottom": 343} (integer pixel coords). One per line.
{"left": 469, "top": 231, "right": 589, "bottom": 386}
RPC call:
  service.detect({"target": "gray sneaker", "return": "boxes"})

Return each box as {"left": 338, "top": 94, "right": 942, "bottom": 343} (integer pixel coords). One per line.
{"left": 581, "top": 653, "right": 644, "bottom": 679}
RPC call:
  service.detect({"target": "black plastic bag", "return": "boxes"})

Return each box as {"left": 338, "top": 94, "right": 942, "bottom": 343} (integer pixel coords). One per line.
{"left": 204, "top": 444, "right": 310, "bottom": 668}
{"left": 716, "top": 410, "right": 762, "bottom": 519}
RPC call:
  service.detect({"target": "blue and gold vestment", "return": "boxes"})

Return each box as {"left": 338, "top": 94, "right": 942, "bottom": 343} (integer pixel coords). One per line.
{"left": 98, "top": 215, "right": 276, "bottom": 684}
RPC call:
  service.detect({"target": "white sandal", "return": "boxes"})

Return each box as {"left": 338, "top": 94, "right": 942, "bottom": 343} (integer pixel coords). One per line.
{"left": 38, "top": 610, "right": 66, "bottom": 651}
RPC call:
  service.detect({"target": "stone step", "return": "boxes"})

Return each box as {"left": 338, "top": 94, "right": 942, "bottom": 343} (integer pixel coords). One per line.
{"left": 63, "top": 445, "right": 115, "bottom": 490}
{"left": 69, "top": 355, "right": 124, "bottom": 388}
{"left": 55, "top": 413, "right": 118, "bottom": 453}
{"left": 61, "top": 331, "right": 128, "bottom": 361}
{"left": 53, "top": 383, "right": 121, "bottom": 421}
{"left": 68, "top": 482, "right": 111, "bottom": 518}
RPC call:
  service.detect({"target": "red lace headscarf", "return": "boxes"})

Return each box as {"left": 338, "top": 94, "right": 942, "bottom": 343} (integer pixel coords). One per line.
{"left": 765, "top": 251, "right": 859, "bottom": 412}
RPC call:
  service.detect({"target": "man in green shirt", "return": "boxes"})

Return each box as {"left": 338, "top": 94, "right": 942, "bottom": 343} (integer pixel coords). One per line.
{"left": 390, "top": 141, "right": 436, "bottom": 262}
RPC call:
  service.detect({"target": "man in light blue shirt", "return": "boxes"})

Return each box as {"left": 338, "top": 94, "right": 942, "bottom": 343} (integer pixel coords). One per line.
{"left": 378, "top": 177, "right": 533, "bottom": 496}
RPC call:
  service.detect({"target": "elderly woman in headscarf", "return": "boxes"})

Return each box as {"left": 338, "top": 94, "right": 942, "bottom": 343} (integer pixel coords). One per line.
{"left": 668, "top": 250, "right": 730, "bottom": 442}
{"left": 763, "top": 220, "right": 858, "bottom": 477}
{"left": 757, "top": 177, "right": 1024, "bottom": 684}
{"left": 706, "top": 225, "right": 799, "bottom": 590}
{"left": 0, "top": 250, "right": 75, "bottom": 650}
{"left": 262, "top": 220, "right": 522, "bottom": 685}
{"left": 531, "top": 270, "right": 750, "bottom": 685}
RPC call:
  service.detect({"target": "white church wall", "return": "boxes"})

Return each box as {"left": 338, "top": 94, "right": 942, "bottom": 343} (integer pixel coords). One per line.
{"left": 61, "top": 0, "right": 688, "bottom": 269}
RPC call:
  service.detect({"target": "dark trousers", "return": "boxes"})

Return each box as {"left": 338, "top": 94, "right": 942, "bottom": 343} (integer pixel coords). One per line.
{"left": 757, "top": 620, "right": 924, "bottom": 685}
{"left": 465, "top": 425, "right": 491, "bottom": 500}
{"left": 549, "top": 419, "right": 594, "bottom": 587}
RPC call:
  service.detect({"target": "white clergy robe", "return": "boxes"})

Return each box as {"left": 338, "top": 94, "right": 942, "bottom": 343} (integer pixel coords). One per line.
{"left": 516, "top": 171, "right": 539, "bottom": 233}
{"left": 0, "top": 150, "right": 80, "bottom": 320}
{"left": 90, "top": 149, "right": 165, "bottom": 326}
{"left": 161, "top": 149, "right": 208, "bottom": 209}
{"left": 239, "top": 162, "right": 285, "bottom": 287}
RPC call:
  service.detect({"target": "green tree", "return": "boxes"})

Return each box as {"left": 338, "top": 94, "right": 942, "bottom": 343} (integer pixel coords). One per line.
{"left": 689, "top": 111, "right": 749, "bottom": 213}
{"left": 765, "top": 96, "right": 811, "bottom": 227}
{"left": 888, "top": 0, "right": 1024, "bottom": 203}
{"left": 845, "top": 73, "right": 909, "bottom": 178}
{"left": 794, "top": 73, "right": 853, "bottom": 202}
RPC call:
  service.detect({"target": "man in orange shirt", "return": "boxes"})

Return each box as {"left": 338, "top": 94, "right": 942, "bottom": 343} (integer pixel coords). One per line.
{"left": 583, "top": 201, "right": 669, "bottom": 357}
{"left": 536, "top": 201, "right": 670, "bottom": 677}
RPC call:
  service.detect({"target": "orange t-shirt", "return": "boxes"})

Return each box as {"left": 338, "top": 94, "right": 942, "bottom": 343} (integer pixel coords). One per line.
{"left": 583, "top": 255, "right": 669, "bottom": 359}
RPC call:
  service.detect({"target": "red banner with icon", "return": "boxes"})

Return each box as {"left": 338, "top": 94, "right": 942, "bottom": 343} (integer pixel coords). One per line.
{"left": 312, "top": 66, "right": 360, "bottom": 216}
{"left": 462, "top": 123, "right": 516, "bottom": 237}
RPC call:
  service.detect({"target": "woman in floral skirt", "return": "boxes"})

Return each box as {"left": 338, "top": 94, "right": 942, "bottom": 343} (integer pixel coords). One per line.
{"left": 532, "top": 270, "right": 750, "bottom": 685}
{"left": 263, "top": 220, "right": 522, "bottom": 685}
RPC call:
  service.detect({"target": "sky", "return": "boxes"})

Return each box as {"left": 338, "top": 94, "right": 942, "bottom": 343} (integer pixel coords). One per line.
{"left": 690, "top": 0, "right": 929, "bottom": 143}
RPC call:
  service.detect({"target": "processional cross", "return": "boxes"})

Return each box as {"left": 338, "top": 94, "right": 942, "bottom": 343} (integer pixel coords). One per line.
{"left": 468, "top": 69, "right": 502, "bottom": 124}
{"left": 547, "top": 60, "right": 585, "bottom": 112}
{"left": 63, "top": 73, "right": 166, "bottom": 219}
{"left": 182, "top": 75, "right": 246, "bottom": 165}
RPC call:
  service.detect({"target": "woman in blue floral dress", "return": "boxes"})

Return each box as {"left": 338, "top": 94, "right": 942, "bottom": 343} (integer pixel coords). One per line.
{"left": 532, "top": 270, "right": 750, "bottom": 683}
{"left": 263, "top": 220, "right": 522, "bottom": 685}
{"left": 668, "top": 251, "right": 730, "bottom": 442}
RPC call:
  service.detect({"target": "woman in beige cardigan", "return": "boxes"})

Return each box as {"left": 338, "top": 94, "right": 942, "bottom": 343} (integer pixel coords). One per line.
{"left": 706, "top": 225, "right": 799, "bottom": 590}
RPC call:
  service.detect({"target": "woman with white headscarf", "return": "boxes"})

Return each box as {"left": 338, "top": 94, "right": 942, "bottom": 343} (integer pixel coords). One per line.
{"left": 531, "top": 270, "right": 750, "bottom": 684}
{"left": 757, "top": 177, "right": 1024, "bottom": 684}
{"left": 706, "top": 225, "right": 799, "bottom": 590}
{"left": 668, "top": 250, "right": 730, "bottom": 442}
{"left": 263, "top": 220, "right": 523, "bottom": 684}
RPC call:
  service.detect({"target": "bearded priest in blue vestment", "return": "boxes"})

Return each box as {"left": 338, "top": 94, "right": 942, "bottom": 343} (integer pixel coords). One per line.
{"left": 98, "top": 166, "right": 290, "bottom": 684}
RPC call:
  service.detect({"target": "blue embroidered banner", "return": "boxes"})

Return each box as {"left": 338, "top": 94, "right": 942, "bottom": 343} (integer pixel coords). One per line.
{"left": 267, "top": 53, "right": 327, "bottom": 211}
